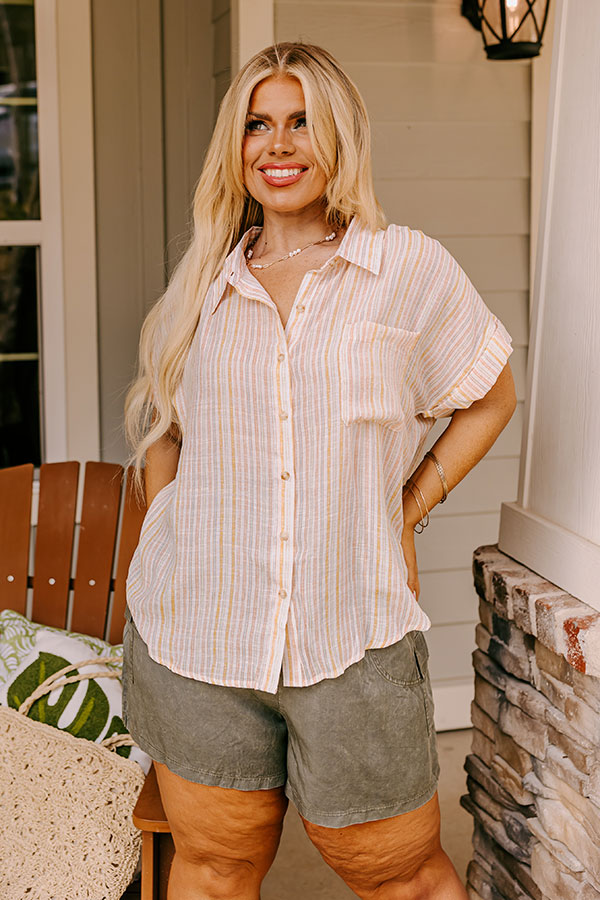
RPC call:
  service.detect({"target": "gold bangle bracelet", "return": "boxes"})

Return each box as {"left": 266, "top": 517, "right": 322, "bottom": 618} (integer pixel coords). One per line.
{"left": 425, "top": 450, "right": 449, "bottom": 502}
{"left": 407, "top": 481, "right": 429, "bottom": 532}
{"left": 408, "top": 486, "right": 426, "bottom": 533}
{"left": 408, "top": 479, "right": 430, "bottom": 528}
{"left": 403, "top": 482, "right": 425, "bottom": 530}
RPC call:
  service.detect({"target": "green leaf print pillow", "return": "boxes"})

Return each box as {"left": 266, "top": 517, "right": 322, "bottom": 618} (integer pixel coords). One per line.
{"left": 0, "top": 608, "right": 151, "bottom": 775}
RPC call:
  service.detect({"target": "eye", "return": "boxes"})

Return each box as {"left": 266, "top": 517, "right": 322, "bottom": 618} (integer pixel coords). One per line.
{"left": 245, "top": 118, "right": 268, "bottom": 133}
{"left": 293, "top": 116, "right": 307, "bottom": 129}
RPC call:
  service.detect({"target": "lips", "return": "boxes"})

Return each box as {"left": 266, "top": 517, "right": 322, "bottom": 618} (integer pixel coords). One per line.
{"left": 258, "top": 165, "right": 308, "bottom": 187}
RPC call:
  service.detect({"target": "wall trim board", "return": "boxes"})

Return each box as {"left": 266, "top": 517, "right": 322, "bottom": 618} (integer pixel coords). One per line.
{"left": 499, "top": 501, "right": 600, "bottom": 615}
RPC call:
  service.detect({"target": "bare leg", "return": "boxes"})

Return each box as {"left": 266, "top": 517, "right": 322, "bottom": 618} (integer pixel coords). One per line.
{"left": 154, "top": 761, "right": 289, "bottom": 900}
{"left": 301, "top": 790, "right": 468, "bottom": 899}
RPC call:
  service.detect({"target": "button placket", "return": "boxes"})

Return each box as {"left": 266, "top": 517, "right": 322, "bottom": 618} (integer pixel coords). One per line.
{"left": 268, "top": 337, "right": 296, "bottom": 688}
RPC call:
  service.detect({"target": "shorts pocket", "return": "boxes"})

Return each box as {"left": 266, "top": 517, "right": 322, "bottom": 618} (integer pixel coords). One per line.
{"left": 122, "top": 605, "right": 135, "bottom": 688}
{"left": 338, "top": 320, "right": 420, "bottom": 431}
{"left": 367, "top": 632, "right": 425, "bottom": 686}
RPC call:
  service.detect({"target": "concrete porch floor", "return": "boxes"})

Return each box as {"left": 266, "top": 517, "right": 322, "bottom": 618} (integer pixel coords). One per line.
{"left": 262, "top": 728, "right": 474, "bottom": 898}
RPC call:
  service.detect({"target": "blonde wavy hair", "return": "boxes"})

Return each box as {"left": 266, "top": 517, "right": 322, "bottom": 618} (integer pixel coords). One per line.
{"left": 124, "top": 40, "right": 386, "bottom": 498}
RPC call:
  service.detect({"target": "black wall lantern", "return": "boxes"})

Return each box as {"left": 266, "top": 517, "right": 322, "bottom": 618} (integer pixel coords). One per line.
{"left": 461, "top": 0, "right": 551, "bottom": 59}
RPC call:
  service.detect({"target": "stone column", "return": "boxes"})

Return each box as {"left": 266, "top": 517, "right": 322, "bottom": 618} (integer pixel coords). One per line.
{"left": 462, "top": 545, "right": 600, "bottom": 900}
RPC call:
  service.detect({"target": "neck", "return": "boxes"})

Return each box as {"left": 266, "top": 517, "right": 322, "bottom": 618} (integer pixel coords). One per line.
{"left": 255, "top": 203, "right": 333, "bottom": 256}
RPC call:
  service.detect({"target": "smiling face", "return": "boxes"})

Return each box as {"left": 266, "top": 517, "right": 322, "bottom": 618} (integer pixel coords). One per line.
{"left": 242, "top": 74, "right": 328, "bottom": 217}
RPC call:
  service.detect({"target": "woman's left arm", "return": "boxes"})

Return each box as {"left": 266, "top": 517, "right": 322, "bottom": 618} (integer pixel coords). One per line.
{"left": 401, "top": 360, "right": 517, "bottom": 602}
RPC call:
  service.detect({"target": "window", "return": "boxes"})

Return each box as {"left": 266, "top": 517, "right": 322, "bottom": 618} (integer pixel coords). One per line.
{"left": 0, "top": 0, "right": 41, "bottom": 466}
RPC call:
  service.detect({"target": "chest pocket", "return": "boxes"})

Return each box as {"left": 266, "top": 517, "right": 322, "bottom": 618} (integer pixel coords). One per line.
{"left": 338, "top": 320, "right": 421, "bottom": 432}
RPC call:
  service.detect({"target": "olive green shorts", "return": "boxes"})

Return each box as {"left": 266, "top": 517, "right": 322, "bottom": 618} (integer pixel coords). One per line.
{"left": 122, "top": 606, "right": 440, "bottom": 828}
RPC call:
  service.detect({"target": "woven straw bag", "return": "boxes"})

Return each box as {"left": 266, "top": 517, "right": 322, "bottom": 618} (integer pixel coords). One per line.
{"left": 0, "top": 656, "right": 146, "bottom": 900}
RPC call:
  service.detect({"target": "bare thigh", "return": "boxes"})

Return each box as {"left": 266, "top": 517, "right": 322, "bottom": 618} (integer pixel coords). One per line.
{"left": 154, "top": 761, "right": 289, "bottom": 883}
{"left": 301, "top": 790, "right": 445, "bottom": 898}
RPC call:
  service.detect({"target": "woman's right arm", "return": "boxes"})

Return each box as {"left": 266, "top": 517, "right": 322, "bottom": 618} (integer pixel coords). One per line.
{"left": 144, "top": 419, "right": 181, "bottom": 508}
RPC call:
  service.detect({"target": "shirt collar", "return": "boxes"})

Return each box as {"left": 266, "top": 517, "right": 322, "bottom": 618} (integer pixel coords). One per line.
{"left": 208, "top": 215, "right": 384, "bottom": 317}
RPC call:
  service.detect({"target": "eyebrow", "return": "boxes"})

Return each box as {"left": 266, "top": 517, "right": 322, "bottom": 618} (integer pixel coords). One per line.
{"left": 246, "top": 109, "right": 306, "bottom": 121}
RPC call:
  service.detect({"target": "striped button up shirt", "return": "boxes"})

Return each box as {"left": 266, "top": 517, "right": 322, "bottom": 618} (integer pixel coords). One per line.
{"left": 126, "top": 215, "right": 513, "bottom": 693}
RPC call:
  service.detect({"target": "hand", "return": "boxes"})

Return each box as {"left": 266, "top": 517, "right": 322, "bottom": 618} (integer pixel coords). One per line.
{"left": 401, "top": 525, "right": 420, "bottom": 603}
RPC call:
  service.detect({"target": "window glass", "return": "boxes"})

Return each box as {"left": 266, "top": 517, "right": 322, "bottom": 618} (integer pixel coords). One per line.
{"left": 0, "top": 1, "right": 39, "bottom": 220}
{"left": 0, "top": 245, "right": 41, "bottom": 465}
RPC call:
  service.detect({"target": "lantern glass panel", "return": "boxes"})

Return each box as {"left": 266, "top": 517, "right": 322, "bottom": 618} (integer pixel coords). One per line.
{"left": 481, "top": 0, "right": 543, "bottom": 41}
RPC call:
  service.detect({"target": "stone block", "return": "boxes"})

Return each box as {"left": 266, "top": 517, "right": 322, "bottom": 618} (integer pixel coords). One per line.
{"left": 491, "top": 568, "right": 528, "bottom": 620}
{"left": 473, "top": 545, "right": 502, "bottom": 604}
{"left": 475, "top": 624, "right": 533, "bottom": 683}
{"left": 499, "top": 697, "right": 548, "bottom": 760}
{"left": 472, "top": 700, "right": 497, "bottom": 742}
{"left": 535, "top": 640, "right": 574, "bottom": 685}
{"left": 473, "top": 847, "right": 494, "bottom": 877}
{"left": 467, "top": 860, "right": 494, "bottom": 900}
{"left": 476, "top": 622, "right": 492, "bottom": 654}
{"left": 467, "top": 775, "right": 504, "bottom": 821}
{"left": 577, "top": 620, "right": 600, "bottom": 680}
{"left": 511, "top": 579, "right": 570, "bottom": 639}
{"left": 538, "top": 668, "right": 600, "bottom": 743}
{"left": 535, "top": 594, "right": 585, "bottom": 659}
{"left": 563, "top": 689, "right": 600, "bottom": 744}
{"left": 586, "top": 767, "right": 600, "bottom": 808}
{"left": 472, "top": 726, "right": 496, "bottom": 767}
{"left": 465, "top": 753, "right": 523, "bottom": 812}
{"left": 491, "top": 755, "right": 536, "bottom": 806}
{"left": 473, "top": 823, "right": 542, "bottom": 899}
{"left": 531, "top": 841, "right": 600, "bottom": 900}
{"left": 525, "top": 763, "right": 600, "bottom": 846}
{"left": 545, "top": 711, "right": 597, "bottom": 774}
{"left": 467, "top": 885, "right": 488, "bottom": 900}
{"left": 495, "top": 729, "right": 534, "bottom": 778}
{"left": 491, "top": 857, "right": 534, "bottom": 900}
{"left": 500, "top": 805, "right": 537, "bottom": 852}
{"left": 473, "top": 648, "right": 509, "bottom": 693}
{"left": 479, "top": 596, "right": 494, "bottom": 633}
{"left": 537, "top": 667, "right": 573, "bottom": 712}
{"left": 460, "top": 792, "right": 531, "bottom": 863}
{"left": 475, "top": 674, "right": 503, "bottom": 721}
{"left": 563, "top": 612, "right": 600, "bottom": 676}
{"left": 538, "top": 744, "right": 588, "bottom": 797}
{"left": 526, "top": 814, "right": 586, "bottom": 874}
{"left": 504, "top": 676, "right": 552, "bottom": 722}
{"left": 536, "top": 795, "right": 600, "bottom": 888}
{"left": 571, "top": 666, "right": 600, "bottom": 714}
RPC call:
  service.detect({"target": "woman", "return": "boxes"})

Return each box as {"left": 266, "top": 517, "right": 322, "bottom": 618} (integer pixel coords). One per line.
{"left": 123, "top": 41, "right": 516, "bottom": 900}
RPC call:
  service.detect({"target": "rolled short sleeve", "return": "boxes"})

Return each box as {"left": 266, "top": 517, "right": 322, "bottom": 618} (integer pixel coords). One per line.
{"left": 412, "top": 242, "right": 514, "bottom": 420}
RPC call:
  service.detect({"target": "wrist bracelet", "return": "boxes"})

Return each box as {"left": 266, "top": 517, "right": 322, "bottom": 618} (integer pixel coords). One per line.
{"left": 406, "top": 480, "right": 429, "bottom": 533}
{"left": 425, "top": 450, "right": 449, "bottom": 502}
{"left": 408, "top": 479, "right": 430, "bottom": 529}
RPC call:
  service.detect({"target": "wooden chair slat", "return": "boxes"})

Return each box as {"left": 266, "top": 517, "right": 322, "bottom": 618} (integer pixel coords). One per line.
{"left": 109, "top": 466, "right": 147, "bottom": 645}
{"left": 71, "top": 461, "right": 123, "bottom": 639}
{"left": 0, "top": 463, "right": 34, "bottom": 614}
{"left": 132, "top": 763, "right": 169, "bottom": 832}
{"left": 31, "top": 461, "right": 80, "bottom": 629}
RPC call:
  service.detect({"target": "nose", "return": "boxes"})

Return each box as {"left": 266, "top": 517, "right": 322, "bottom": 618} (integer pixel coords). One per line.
{"left": 267, "top": 122, "right": 295, "bottom": 156}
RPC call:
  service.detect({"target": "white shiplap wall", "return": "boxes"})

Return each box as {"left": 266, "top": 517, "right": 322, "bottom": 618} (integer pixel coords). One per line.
{"left": 275, "top": 0, "right": 530, "bottom": 728}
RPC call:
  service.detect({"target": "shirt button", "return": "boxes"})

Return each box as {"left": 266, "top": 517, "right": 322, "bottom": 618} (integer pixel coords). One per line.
{"left": 296, "top": 305, "right": 305, "bottom": 312}
{"left": 279, "top": 411, "right": 288, "bottom": 420}
{"left": 281, "top": 471, "right": 290, "bottom": 480}
{"left": 278, "top": 589, "right": 287, "bottom": 599}
{"left": 280, "top": 531, "right": 289, "bottom": 541}
{"left": 278, "top": 352, "right": 286, "bottom": 361}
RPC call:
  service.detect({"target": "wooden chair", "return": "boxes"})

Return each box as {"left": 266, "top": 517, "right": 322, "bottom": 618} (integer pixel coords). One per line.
{"left": 0, "top": 461, "right": 174, "bottom": 900}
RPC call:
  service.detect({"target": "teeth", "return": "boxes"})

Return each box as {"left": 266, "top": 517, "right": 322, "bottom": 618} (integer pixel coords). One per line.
{"left": 262, "top": 168, "right": 304, "bottom": 178}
